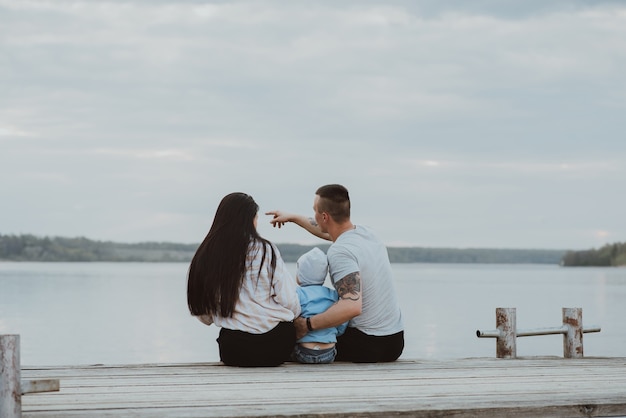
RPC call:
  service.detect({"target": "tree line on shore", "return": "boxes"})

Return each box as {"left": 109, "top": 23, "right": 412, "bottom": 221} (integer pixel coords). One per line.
{"left": 0, "top": 233, "right": 574, "bottom": 264}
{"left": 560, "top": 242, "right": 626, "bottom": 267}
{"left": 0, "top": 234, "right": 197, "bottom": 262}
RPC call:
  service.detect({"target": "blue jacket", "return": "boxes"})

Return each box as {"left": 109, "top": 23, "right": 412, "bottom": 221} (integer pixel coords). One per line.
{"left": 297, "top": 286, "right": 348, "bottom": 343}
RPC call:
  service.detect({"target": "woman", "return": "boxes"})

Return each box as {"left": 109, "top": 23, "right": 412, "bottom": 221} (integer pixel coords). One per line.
{"left": 187, "top": 192, "right": 301, "bottom": 366}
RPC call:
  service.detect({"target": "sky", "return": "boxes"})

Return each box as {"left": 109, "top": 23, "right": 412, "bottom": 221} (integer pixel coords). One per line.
{"left": 1, "top": 0, "right": 625, "bottom": 250}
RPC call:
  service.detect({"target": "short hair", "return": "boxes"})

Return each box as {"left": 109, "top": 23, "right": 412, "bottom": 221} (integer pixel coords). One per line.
{"left": 315, "top": 184, "right": 350, "bottom": 223}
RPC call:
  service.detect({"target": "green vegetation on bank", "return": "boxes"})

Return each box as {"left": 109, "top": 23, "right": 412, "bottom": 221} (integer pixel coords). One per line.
{"left": 386, "top": 247, "right": 565, "bottom": 264}
{"left": 561, "top": 242, "right": 626, "bottom": 267}
{"left": 0, "top": 234, "right": 197, "bottom": 262}
{"left": 0, "top": 233, "right": 566, "bottom": 264}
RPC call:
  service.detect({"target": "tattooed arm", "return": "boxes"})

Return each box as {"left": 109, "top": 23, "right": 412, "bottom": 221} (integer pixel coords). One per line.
{"left": 266, "top": 210, "right": 332, "bottom": 241}
{"left": 294, "top": 271, "right": 362, "bottom": 339}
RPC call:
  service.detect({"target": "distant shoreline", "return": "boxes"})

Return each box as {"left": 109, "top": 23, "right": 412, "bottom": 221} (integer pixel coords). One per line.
{"left": 0, "top": 234, "right": 568, "bottom": 264}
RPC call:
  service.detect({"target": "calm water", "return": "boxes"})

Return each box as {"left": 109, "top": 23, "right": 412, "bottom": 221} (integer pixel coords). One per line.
{"left": 1, "top": 262, "right": 625, "bottom": 365}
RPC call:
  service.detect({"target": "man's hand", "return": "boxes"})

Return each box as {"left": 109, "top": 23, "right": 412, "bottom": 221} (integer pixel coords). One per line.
{"left": 294, "top": 316, "right": 308, "bottom": 339}
{"left": 266, "top": 210, "right": 332, "bottom": 241}
{"left": 266, "top": 210, "right": 291, "bottom": 228}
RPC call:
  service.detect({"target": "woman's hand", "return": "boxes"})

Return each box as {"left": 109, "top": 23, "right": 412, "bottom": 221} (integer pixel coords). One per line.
{"left": 196, "top": 314, "right": 213, "bottom": 326}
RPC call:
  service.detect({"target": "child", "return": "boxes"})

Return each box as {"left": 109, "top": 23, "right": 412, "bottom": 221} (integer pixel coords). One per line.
{"left": 293, "top": 247, "right": 347, "bottom": 364}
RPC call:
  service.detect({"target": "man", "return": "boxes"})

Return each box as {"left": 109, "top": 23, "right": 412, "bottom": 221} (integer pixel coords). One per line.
{"left": 267, "top": 184, "right": 404, "bottom": 362}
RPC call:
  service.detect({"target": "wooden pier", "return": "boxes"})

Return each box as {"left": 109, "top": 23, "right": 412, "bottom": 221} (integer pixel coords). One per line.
{"left": 19, "top": 357, "right": 626, "bottom": 417}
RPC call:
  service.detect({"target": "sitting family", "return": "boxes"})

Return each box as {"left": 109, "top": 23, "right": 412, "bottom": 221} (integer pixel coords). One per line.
{"left": 186, "top": 184, "right": 404, "bottom": 367}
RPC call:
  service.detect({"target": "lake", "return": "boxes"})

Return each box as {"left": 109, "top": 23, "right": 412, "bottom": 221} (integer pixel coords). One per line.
{"left": 1, "top": 262, "right": 625, "bottom": 365}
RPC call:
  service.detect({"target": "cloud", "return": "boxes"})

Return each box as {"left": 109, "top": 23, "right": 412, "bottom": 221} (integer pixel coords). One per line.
{"left": 91, "top": 148, "right": 197, "bottom": 162}
{"left": 0, "top": 124, "right": 34, "bottom": 137}
{"left": 1, "top": 0, "right": 625, "bottom": 249}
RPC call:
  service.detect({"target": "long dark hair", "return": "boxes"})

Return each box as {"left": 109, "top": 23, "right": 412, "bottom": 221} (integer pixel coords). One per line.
{"left": 187, "top": 192, "right": 276, "bottom": 318}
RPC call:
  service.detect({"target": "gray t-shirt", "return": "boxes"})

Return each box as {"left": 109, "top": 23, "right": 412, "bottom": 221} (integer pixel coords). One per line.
{"left": 327, "top": 225, "right": 404, "bottom": 336}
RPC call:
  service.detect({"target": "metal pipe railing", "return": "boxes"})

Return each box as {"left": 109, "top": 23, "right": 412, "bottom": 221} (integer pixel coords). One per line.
{"left": 516, "top": 325, "right": 601, "bottom": 337}
{"left": 476, "top": 307, "right": 601, "bottom": 359}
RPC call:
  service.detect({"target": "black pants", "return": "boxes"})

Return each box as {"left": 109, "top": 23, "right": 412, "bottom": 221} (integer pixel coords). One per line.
{"left": 335, "top": 327, "right": 404, "bottom": 363}
{"left": 217, "top": 321, "right": 296, "bottom": 367}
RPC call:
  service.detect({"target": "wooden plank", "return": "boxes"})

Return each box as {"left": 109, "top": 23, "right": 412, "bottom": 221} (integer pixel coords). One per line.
{"left": 20, "top": 358, "right": 626, "bottom": 418}
{"left": 20, "top": 379, "right": 60, "bottom": 395}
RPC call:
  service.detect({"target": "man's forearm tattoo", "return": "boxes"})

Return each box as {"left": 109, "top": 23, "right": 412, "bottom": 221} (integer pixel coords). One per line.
{"left": 335, "top": 272, "right": 361, "bottom": 301}
{"left": 308, "top": 217, "right": 318, "bottom": 227}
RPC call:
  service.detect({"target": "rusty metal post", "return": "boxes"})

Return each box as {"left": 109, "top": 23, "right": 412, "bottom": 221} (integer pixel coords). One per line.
{"left": 1, "top": 335, "right": 21, "bottom": 418}
{"left": 563, "top": 307, "right": 583, "bottom": 358}
{"left": 496, "top": 308, "right": 516, "bottom": 359}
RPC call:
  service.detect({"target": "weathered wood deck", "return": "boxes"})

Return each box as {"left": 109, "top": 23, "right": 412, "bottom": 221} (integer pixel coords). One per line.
{"left": 21, "top": 357, "right": 626, "bottom": 417}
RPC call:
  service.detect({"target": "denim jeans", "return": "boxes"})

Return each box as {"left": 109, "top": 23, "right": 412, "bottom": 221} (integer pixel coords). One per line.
{"left": 292, "top": 345, "right": 337, "bottom": 364}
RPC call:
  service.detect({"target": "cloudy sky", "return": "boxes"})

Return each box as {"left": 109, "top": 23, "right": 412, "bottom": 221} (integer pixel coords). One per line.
{"left": 1, "top": 0, "right": 625, "bottom": 250}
